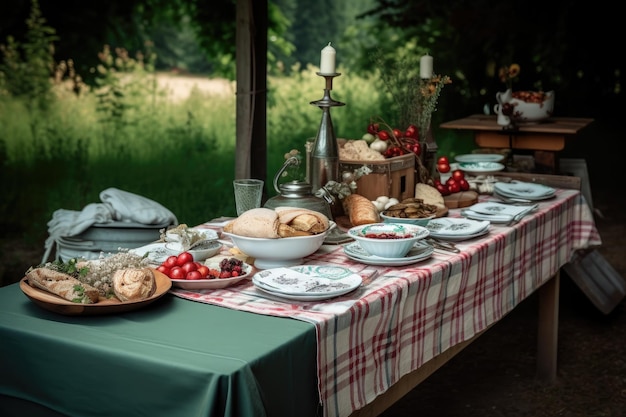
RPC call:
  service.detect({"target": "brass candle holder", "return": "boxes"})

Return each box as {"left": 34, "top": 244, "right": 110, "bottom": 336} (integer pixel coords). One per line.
{"left": 309, "top": 72, "right": 345, "bottom": 194}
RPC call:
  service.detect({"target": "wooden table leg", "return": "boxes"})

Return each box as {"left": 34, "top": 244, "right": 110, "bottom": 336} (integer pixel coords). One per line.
{"left": 533, "top": 150, "right": 558, "bottom": 173}
{"left": 536, "top": 271, "right": 560, "bottom": 383}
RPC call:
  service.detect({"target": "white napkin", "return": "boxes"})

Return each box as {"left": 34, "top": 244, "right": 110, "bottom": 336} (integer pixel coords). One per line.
{"left": 426, "top": 218, "right": 490, "bottom": 236}
{"left": 42, "top": 188, "right": 178, "bottom": 263}
{"left": 100, "top": 188, "right": 178, "bottom": 225}
{"left": 461, "top": 209, "right": 513, "bottom": 223}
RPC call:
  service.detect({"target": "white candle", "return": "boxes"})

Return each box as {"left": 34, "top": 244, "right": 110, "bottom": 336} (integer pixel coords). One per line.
{"left": 320, "top": 42, "right": 336, "bottom": 74}
{"left": 420, "top": 54, "right": 433, "bottom": 79}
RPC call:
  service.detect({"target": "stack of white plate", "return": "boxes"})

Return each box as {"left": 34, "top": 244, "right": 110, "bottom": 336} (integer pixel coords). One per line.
{"left": 343, "top": 241, "right": 434, "bottom": 266}
{"left": 493, "top": 181, "right": 556, "bottom": 201}
{"left": 425, "top": 218, "right": 490, "bottom": 241}
{"left": 252, "top": 265, "right": 362, "bottom": 301}
{"left": 461, "top": 201, "right": 538, "bottom": 224}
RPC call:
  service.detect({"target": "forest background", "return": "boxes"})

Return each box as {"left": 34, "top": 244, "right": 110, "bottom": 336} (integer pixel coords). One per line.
{"left": 0, "top": 0, "right": 622, "bottom": 283}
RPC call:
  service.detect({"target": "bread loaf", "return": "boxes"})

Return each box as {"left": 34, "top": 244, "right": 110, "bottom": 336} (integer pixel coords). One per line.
{"left": 112, "top": 268, "right": 157, "bottom": 302}
{"left": 343, "top": 193, "right": 380, "bottom": 226}
{"left": 224, "top": 207, "right": 329, "bottom": 238}
{"left": 224, "top": 208, "right": 280, "bottom": 238}
{"left": 26, "top": 267, "right": 100, "bottom": 304}
{"left": 414, "top": 183, "right": 445, "bottom": 209}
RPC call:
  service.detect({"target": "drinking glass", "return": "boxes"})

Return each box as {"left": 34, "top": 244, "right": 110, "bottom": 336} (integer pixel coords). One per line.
{"left": 233, "top": 179, "right": 264, "bottom": 216}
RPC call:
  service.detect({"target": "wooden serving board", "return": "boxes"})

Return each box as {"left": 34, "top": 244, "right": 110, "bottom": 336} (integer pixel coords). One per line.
{"left": 443, "top": 191, "right": 478, "bottom": 209}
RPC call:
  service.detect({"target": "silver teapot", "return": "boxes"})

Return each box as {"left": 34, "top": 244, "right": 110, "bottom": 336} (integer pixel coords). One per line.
{"left": 264, "top": 156, "right": 333, "bottom": 219}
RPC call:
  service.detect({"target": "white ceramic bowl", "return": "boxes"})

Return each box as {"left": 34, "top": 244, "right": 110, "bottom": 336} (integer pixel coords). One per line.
{"left": 347, "top": 223, "right": 430, "bottom": 259}
{"left": 164, "top": 240, "right": 222, "bottom": 262}
{"left": 380, "top": 212, "right": 435, "bottom": 226}
{"left": 222, "top": 222, "right": 335, "bottom": 269}
{"left": 506, "top": 90, "right": 554, "bottom": 123}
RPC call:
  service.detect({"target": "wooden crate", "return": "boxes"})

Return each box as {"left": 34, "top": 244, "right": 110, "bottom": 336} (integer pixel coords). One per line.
{"left": 340, "top": 153, "right": 415, "bottom": 201}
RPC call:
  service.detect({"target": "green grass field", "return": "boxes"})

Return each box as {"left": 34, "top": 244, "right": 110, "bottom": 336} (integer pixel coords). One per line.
{"left": 0, "top": 67, "right": 475, "bottom": 244}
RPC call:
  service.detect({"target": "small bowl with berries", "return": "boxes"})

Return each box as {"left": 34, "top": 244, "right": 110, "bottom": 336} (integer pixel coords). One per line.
{"left": 347, "top": 223, "right": 430, "bottom": 259}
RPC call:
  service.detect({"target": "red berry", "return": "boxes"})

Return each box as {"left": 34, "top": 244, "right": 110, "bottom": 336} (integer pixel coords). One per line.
{"left": 377, "top": 130, "right": 390, "bottom": 141}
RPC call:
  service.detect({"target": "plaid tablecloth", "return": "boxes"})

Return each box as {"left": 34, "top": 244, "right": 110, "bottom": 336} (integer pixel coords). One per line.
{"left": 171, "top": 189, "right": 601, "bottom": 417}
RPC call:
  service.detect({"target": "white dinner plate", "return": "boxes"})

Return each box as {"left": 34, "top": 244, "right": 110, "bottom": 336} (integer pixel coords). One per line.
{"left": 252, "top": 265, "right": 362, "bottom": 298}
{"left": 458, "top": 162, "right": 505, "bottom": 175}
{"left": 428, "top": 227, "right": 490, "bottom": 241}
{"left": 343, "top": 241, "right": 434, "bottom": 266}
{"left": 426, "top": 218, "right": 490, "bottom": 237}
{"left": 494, "top": 181, "right": 555, "bottom": 200}
{"left": 455, "top": 154, "right": 505, "bottom": 163}
{"left": 254, "top": 285, "right": 359, "bottom": 301}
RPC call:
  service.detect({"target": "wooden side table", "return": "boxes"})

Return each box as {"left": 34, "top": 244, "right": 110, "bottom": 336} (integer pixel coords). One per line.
{"left": 440, "top": 115, "right": 594, "bottom": 173}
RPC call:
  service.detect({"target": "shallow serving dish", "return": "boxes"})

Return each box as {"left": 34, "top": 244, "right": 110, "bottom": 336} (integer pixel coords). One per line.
{"left": 455, "top": 154, "right": 505, "bottom": 163}
{"left": 347, "top": 223, "right": 430, "bottom": 259}
{"left": 19, "top": 270, "right": 171, "bottom": 316}
{"left": 458, "top": 161, "right": 505, "bottom": 175}
{"left": 170, "top": 256, "right": 253, "bottom": 290}
{"left": 380, "top": 212, "right": 435, "bottom": 226}
{"left": 164, "top": 240, "right": 222, "bottom": 261}
{"left": 222, "top": 221, "right": 336, "bottom": 269}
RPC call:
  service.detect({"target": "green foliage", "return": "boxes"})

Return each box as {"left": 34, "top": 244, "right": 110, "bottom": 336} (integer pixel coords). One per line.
{"left": 0, "top": 0, "right": 57, "bottom": 111}
{"left": 0, "top": 53, "right": 406, "bottom": 244}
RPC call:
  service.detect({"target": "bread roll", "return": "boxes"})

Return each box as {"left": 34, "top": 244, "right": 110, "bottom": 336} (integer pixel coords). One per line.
{"left": 112, "top": 268, "right": 156, "bottom": 302}
{"left": 342, "top": 193, "right": 380, "bottom": 226}
{"left": 224, "top": 208, "right": 280, "bottom": 238}
{"left": 275, "top": 207, "right": 330, "bottom": 234}
{"left": 26, "top": 267, "right": 100, "bottom": 304}
{"left": 414, "top": 183, "right": 445, "bottom": 209}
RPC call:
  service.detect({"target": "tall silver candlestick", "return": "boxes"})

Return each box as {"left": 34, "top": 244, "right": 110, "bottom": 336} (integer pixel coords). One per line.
{"left": 309, "top": 72, "right": 345, "bottom": 193}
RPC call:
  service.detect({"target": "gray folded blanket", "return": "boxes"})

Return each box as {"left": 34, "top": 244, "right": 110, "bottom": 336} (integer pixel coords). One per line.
{"left": 42, "top": 188, "right": 178, "bottom": 263}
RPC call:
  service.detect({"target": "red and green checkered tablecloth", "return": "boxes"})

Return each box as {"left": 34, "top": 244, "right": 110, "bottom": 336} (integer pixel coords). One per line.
{"left": 172, "top": 189, "right": 601, "bottom": 417}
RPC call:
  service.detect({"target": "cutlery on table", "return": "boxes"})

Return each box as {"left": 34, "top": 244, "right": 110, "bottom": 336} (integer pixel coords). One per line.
{"left": 425, "top": 238, "right": 460, "bottom": 253}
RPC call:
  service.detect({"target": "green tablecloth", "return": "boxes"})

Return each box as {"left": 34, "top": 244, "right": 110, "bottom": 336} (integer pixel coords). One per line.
{"left": 0, "top": 284, "right": 319, "bottom": 417}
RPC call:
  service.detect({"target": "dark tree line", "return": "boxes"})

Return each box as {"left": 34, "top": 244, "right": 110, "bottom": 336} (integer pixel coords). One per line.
{"left": 1, "top": 0, "right": 621, "bottom": 120}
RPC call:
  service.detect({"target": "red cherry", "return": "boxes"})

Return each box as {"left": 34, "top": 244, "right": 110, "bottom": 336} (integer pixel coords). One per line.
{"left": 367, "top": 123, "right": 380, "bottom": 135}
{"left": 436, "top": 183, "right": 450, "bottom": 196}
{"left": 377, "top": 130, "right": 390, "bottom": 141}
{"left": 405, "top": 124, "right": 418, "bottom": 139}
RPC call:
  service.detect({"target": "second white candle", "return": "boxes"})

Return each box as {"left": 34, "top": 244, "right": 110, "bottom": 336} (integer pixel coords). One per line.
{"left": 420, "top": 54, "right": 433, "bottom": 79}
{"left": 320, "top": 42, "right": 336, "bottom": 74}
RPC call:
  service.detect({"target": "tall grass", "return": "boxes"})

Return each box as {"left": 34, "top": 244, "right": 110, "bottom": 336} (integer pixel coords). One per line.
{"left": 4, "top": 65, "right": 454, "bottom": 245}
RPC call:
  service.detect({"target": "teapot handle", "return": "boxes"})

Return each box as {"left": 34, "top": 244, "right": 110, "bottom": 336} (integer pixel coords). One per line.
{"left": 273, "top": 156, "right": 300, "bottom": 194}
{"left": 496, "top": 91, "right": 503, "bottom": 105}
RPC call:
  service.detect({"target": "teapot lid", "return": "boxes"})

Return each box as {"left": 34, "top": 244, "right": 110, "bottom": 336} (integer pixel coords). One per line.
{"left": 278, "top": 181, "right": 313, "bottom": 197}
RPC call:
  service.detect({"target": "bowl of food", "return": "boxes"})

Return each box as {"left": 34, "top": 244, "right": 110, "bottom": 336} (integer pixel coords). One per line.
{"left": 223, "top": 223, "right": 335, "bottom": 269}
{"left": 347, "top": 223, "right": 430, "bottom": 259}
{"left": 380, "top": 197, "right": 439, "bottom": 226}
{"left": 221, "top": 207, "right": 335, "bottom": 269}
{"left": 497, "top": 89, "right": 555, "bottom": 123}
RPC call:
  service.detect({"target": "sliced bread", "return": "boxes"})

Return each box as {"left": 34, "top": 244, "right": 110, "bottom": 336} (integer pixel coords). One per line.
{"left": 414, "top": 183, "right": 445, "bottom": 209}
